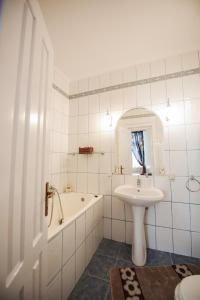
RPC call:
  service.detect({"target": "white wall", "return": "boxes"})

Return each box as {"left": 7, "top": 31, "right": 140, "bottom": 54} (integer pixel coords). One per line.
{"left": 39, "top": 0, "right": 200, "bottom": 80}
{"left": 48, "top": 68, "right": 69, "bottom": 192}
{"left": 67, "top": 49, "right": 200, "bottom": 258}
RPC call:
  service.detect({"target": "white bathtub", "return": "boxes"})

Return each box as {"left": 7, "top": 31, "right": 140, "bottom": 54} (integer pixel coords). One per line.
{"left": 48, "top": 192, "right": 102, "bottom": 240}
{"left": 47, "top": 192, "right": 104, "bottom": 300}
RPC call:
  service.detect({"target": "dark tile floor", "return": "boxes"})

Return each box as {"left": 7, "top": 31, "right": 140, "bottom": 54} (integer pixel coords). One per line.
{"left": 68, "top": 239, "right": 200, "bottom": 300}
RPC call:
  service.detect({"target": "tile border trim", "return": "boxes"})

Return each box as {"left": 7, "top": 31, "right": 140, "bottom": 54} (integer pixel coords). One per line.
{"left": 69, "top": 67, "right": 200, "bottom": 99}
{"left": 53, "top": 83, "right": 69, "bottom": 98}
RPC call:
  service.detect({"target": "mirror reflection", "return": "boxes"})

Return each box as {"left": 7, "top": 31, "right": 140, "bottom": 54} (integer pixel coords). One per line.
{"left": 116, "top": 108, "right": 164, "bottom": 175}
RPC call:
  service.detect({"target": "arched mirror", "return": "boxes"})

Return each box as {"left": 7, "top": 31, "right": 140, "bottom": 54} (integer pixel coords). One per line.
{"left": 115, "top": 107, "right": 165, "bottom": 176}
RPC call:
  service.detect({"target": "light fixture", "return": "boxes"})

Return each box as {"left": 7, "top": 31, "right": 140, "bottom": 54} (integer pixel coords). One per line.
{"left": 30, "top": 112, "right": 38, "bottom": 125}
{"left": 101, "top": 107, "right": 113, "bottom": 131}
{"left": 104, "top": 109, "right": 112, "bottom": 128}
{"left": 165, "top": 98, "right": 171, "bottom": 122}
{"left": 106, "top": 109, "right": 112, "bottom": 127}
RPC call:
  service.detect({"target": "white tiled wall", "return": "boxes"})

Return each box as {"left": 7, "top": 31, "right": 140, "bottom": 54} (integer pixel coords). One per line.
{"left": 68, "top": 50, "right": 200, "bottom": 259}
{"left": 49, "top": 68, "right": 69, "bottom": 192}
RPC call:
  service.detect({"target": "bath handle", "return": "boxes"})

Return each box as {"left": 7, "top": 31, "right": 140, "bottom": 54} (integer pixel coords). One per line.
{"left": 45, "top": 182, "right": 54, "bottom": 216}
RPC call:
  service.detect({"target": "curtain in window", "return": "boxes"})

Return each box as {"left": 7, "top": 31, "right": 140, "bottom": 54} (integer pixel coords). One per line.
{"left": 131, "top": 131, "right": 146, "bottom": 175}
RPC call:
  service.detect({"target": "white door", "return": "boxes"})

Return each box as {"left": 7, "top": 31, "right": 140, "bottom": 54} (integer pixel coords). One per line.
{"left": 0, "top": 1, "right": 53, "bottom": 299}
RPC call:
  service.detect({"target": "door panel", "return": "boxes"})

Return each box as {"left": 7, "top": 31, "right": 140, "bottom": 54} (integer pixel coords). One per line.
{"left": 0, "top": 0, "right": 53, "bottom": 299}
{"left": 8, "top": 0, "right": 35, "bottom": 276}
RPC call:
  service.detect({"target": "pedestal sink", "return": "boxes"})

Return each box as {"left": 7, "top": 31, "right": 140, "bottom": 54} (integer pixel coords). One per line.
{"left": 114, "top": 185, "right": 164, "bottom": 266}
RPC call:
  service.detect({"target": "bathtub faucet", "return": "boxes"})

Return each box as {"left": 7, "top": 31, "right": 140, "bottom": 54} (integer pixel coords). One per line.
{"left": 47, "top": 183, "right": 64, "bottom": 228}
{"left": 45, "top": 182, "right": 55, "bottom": 217}
{"left": 59, "top": 218, "right": 64, "bottom": 225}
{"left": 47, "top": 183, "right": 56, "bottom": 197}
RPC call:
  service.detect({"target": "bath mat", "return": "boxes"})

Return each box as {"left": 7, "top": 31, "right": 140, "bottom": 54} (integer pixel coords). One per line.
{"left": 109, "top": 264, "right": 200, "bottom": 300}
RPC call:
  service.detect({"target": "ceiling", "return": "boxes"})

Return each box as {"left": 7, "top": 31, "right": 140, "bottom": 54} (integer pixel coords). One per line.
{"left": 38, "top": 0, "right": 200, "bottom": 80}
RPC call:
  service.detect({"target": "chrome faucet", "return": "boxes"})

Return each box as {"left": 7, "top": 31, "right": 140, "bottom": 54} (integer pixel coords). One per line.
{"left": 137, "top": 175, "right": 141, "bottom": 188}
{"left": 120, "top": 165, "right": 124, "bottom": 175}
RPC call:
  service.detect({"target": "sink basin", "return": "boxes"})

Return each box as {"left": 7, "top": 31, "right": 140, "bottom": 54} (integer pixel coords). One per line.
{"left": 114, "top": 185, "right": 164, "bottom": 207}
{"left": 114, "top": 184, "right": 164, "bottom": 267}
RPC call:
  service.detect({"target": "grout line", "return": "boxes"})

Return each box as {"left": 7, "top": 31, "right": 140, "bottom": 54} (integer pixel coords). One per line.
{"left": 183, "top": 78, "right": 193, "bottom": 256}
{"left": 183, "top": 89, "right": 193, "bottom": 257}
{"left": 69, "top": 97, "right": 200, "bottom": 116}
{"left": 111, "top": 177, "right": 113, "bottom": 240}
{"left": 104, "top": 285, "right": 110, "bottom": 300}
{"left": 86, "top": 272, "right": 109, "bottom": 283}
{"left": 170, "top": 252, "right": 174, "bottom": 264}
{"left": 103, "top": 217, "right": 200, "bottom": 233}
{"left": 47, "top": 268, "right": 62, "bottom": 287}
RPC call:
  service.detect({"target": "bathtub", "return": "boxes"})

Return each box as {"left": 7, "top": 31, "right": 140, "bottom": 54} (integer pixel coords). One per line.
{"left": 47, "top": 192, "right": 104, "bottom": 300}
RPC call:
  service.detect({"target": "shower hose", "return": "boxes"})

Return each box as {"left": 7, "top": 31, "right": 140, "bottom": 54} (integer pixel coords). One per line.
{"left": 48, "top": 186, "right": 64, "bottom": 227}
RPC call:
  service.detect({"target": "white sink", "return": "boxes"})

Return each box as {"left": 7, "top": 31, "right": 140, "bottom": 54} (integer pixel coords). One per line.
{"left": 114, "top": 184, "right": 164, "bottom": 267}
{"left": 114, "top": 185, "right": 164, "bottom": 207}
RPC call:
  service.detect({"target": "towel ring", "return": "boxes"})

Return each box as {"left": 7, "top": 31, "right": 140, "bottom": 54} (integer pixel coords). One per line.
{"left": 186, "top": 175, "right": 200, "bottom": 192}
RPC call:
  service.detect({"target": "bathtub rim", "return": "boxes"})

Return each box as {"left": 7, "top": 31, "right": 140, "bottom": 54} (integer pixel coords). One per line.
{"left": 47, "top": 192, "right": 103, "bottom": 242}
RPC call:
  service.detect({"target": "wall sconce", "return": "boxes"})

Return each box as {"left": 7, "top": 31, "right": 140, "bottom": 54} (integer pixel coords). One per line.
{"left": 165, "top": 98, "right": 171, "bottom": 122}
{"left": 105, "top": 109, "right": 113, "bottom": 127}
{"left": 30, "top": 112, "right": 38, "bottom": 125}
{"left": 106, "top": 109, "right": 112, "bottom": 127}
{"left": 101, "top": 108, "right": 113, "bottom": 131}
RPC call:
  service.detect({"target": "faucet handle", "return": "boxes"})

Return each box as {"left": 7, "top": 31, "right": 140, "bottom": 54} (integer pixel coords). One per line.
{"left": 120, "top": 165, "right": 124, "bottom": 174}
{"left": 136, "top": 175, "right": 141, "bottom": 188}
